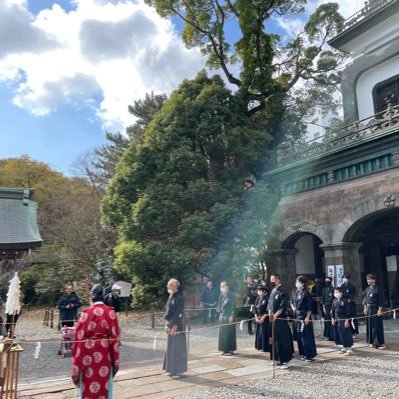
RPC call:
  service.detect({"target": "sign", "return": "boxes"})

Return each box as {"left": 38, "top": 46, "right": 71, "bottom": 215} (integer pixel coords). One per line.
{"left": 326, "top": 265, "right": 344, "bottom": 287}
{"left": 114, "top": 280, "right": 132, "bottom": 298}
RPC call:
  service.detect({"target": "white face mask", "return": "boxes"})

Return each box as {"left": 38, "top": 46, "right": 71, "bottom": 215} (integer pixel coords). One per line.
{"left": 220, "top": 287, "right": 227, "bottom": 294}
{"left": 334, "top": 293, "right": 342, "bottom": 299}
{"left": 295, "top": 281, "right": 303, "bottom": 290}
{"left": 343, "top": 278, "right": 348, "bottom": 284}
{"left": 167, "top": 289, "right": 174, "bottom": 295}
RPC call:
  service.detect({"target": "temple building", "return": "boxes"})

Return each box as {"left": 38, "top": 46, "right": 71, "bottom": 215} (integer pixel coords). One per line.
{"left": 0, "top": 187, "right": 42, "bottom": 262}
{"left": 266, "top": 0, "right": 399, "bottom": 306}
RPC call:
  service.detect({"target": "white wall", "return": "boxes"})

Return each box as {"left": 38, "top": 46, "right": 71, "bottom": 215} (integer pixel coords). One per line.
{"left": 356, "top": 55, "right": 399, "bottom": 120}
{"left": 295, "top": 234, "right": 315, "bottom": 274}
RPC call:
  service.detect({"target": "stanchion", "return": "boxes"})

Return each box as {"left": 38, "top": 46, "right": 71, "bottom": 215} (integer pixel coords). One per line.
{"left": 271, "top": 316, "right": 276, "bottom": 379}
{"left": 186, "top": 312, "right": 190, "bottom": 355}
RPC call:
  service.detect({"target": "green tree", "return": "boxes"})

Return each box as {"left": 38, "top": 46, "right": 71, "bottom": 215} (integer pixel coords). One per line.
{"left": 103, "top": 72, "right": 272, "bottom": 304}
{"left": 145, "top": 0, "right": 345, "bottom": 148}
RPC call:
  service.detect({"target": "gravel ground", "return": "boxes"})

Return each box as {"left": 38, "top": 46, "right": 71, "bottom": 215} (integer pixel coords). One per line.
{"left": 176, "top": 351, "right": 399, "bottom": 399}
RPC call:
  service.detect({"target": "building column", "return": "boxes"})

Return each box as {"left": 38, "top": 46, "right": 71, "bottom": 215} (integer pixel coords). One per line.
{"left": 267, "top": 249, "right": 298, "bottom": 289}
{"left": 320, "top": 242, "right": 363, "bottom": 301}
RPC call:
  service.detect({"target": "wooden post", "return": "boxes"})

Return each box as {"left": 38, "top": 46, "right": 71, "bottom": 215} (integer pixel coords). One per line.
{"left": 50, "top": 310, "right": 54, "bottom": 329}
{"left": 151, "top": 308, "right": 155, "bottom": 329}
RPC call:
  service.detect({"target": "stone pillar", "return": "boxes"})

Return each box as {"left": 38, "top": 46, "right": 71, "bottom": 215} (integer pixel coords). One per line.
{"left": 320, "top": 242, "right": 363, "bottom": 302}
{"left": 267, "top": 249, "right": 298, "bottom": 290}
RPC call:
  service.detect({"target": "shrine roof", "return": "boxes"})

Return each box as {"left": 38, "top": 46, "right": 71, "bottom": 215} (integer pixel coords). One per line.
{"left": 0, "top": 187, "right": 43, "bottom": 250}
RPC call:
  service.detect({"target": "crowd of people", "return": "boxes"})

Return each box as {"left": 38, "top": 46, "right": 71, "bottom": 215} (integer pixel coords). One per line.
{"left": 199, "top": 272, "right": 386, "bottom": 370}
{"left": 57, "top": 271, "right": 387, "bottom": 396}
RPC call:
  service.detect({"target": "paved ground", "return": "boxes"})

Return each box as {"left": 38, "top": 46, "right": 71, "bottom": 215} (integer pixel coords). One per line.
{"left": 8, "top": 310, "right": 399, "bottom": 398}
{"left": 17, "top": 340, "right": 399, "bottom": 399}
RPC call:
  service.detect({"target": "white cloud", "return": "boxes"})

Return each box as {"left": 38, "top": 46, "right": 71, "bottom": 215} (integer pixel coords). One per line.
{"left": 0, "top": 0, "right": 205, "bottom": 131}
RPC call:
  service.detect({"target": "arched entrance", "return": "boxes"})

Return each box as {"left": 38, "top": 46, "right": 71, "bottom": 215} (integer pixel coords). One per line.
{"left": 282, "top": 232, "right": 324, "bottom": 278}
{"left": 343, "top": 208, "right": 399, "bottom": 307}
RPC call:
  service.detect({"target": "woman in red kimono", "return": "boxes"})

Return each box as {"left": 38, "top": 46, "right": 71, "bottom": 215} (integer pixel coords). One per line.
{"left": 71, "top": 284, "right": 120, "bottom": 399}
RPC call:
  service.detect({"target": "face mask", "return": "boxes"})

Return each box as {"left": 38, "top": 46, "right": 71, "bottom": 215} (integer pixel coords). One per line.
{"left": 343, "top": 278, "right": 348, "bottom": 284}
{"left": 295, "top": 281, "right": 303, "bottom": 289}
{"left": 167, "top": 289, "right": 174, "bottom": 295}
{"left": 334, "top": 293, "right": 342, "bottom": 299}
{"left": 257, "top": 291, "right": 263, "bottom": 297}
{"left": 367, "top": 280, "right": 374, "bottom": 286}
{"left": 325, "top": 281, "right": 331, "bottom": 286}
{"left": 220, "top": 287, "right": 227, "bottom": 294}
{"left": 270, "top": 282, "right": 276, "bottom": 288}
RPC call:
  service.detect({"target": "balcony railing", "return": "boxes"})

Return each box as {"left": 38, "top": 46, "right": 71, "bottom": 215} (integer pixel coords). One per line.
{"left": 276, "top": 103, "right": 399, "bottom": 167}
{"left": 338, "top": 0, "right": 396, "bottom": 34}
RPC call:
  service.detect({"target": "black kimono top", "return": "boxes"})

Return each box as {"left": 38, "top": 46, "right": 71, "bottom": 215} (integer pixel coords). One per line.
{"left": 267, "top": 286, "right": 289, "bottom": 317}
{"left": 341, "top": 282, "right": 356, "bottom": 302}
{"left": 332, "top": 298, "right": 352, "bottom": 319}
{"left": 253, "top": 295, "right": 269, "bottom": 316}
{"left": 164, "top": 291, "right": 184, "bottom": 330}
{"left": 363, "top": 285, "right": 384, "bottom": 308}
{"left": 292, "top": 288, "right": 312, "bottom": 319}
{"left": 217, "top": 291, "right": 236, "bottom": 317}
{"left": 320, "top": 285, "right": 334, "bottom": 306}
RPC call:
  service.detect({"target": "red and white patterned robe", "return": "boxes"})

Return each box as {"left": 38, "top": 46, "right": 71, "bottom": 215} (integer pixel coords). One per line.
{"left": 71, "top": 302, "right": 120, "bottom": 399}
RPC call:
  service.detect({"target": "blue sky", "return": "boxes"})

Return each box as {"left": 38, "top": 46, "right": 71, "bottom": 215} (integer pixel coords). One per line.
{"left": 0, "top": 0, "right": 358, "bottom": 175}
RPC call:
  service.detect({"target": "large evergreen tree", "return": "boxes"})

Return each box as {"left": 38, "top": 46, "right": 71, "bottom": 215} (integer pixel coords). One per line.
{"left": 103, "top": 2, "right": 346, "bottom": 303}
{"left": 102, "top": 72, "right": 272, "bottom": 304}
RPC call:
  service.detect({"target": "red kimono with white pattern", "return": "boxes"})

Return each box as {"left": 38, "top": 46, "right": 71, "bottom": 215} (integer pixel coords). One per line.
{"left": 71, "top": 303, "right": 120, "bottom": 399}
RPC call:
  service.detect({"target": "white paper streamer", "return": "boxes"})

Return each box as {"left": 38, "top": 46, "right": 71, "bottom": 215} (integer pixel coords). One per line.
{"left": 239, "top": 320, "right": 244, "bottom": 331}
{"left": 153, "top": 336, "right": 157, "bottom": 350}
{"left": 300, "top": 321, "right": 305, "bottom": 332}
{"left": 351, "top": 318, "right": 355, "bottom": 330}
{"left": 393, "top": 310, "right": 397, "bottom": 320}
{"left": 34, "top": 342, "right": 41, "bottom": 359}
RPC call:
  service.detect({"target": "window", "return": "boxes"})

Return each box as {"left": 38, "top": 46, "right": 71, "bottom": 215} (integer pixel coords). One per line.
{"left": 372, "top": 74, "right": 399, "bottom": 116}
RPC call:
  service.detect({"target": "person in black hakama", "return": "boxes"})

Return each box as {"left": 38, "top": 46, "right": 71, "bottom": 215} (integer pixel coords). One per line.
{"left": 268, "top": 274, "right": 293, "bottom": 369}
{"left": 341, "top": 273, "right": 359, "bottom": 336}
{"left": 363, "top": 274, "right": 385, "bottom": 349}
{"left": 291, "top": 276, "right": 317, "bottom": 362}
{"left": 320, "top": 276, "right": 335, "bottom": 341}
{"left": 216, "top": 281, "right": 236, "bottom": 356}
{"left": 163, "top": 278, "right": 187, "bottom": 378}
{"left": 332, "top": 287, "right": 354, "bottom": 355}
{"left": 253, "top": 286, "right": 270, "bottom": 352}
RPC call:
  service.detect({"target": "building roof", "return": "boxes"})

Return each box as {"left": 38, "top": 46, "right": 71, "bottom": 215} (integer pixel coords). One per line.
{"left": 0, "top": 187, "right": 43, "bottom": 251}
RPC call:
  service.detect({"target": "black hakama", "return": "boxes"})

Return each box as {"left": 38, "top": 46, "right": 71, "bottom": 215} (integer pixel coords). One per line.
{"left": 163, "top": 331, "right": 188, "bottom": 375}
{"left": 366, "top": 307, "right": 385, "bottom": 347}
{"left": 218, "top": 315, "right": 237, "bottom": 353}
{"left": 271, "top": 319, "right": 293, "bottom": 363}
{"left": 255, "top": 319, "right": 270, "bottom": 352}
{"left": 336, "top": 320, "right": 353, "bottom": 348}
{"left": 295, "top": 320, "right": 317, "bottom": 359}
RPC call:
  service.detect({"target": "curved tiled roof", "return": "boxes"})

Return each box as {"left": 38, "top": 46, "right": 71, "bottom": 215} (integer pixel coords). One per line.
{"left": 0, "top": 187, "right": 43, "bottom": 250}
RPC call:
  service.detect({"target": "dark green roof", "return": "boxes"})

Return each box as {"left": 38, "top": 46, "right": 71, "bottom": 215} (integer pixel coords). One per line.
{"left": 0, "top": 187, "right": 43, "bottom": 251}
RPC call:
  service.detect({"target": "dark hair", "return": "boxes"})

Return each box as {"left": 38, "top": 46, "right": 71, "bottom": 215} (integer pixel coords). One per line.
{"left": 325, "top": 276, "right": 332, "bottom": 281}
{"left": 366, "top": 273, "right": 376, "bottom": 280}
{"left": 334, "top": 287, "right": 343, "bottom": 293}
{"left": 343, "top": 273, "right": 351, "bottom": 279}
{"left": 271, "top": 274, "right": 280, "bottom": 280}
{"left": 257, "top": 285, "right": 266, "bottom": 291}
{"left": 221, "top": 281, "right": 229, "bottom": 287}
{"left": 297, "top": 275, "right": 307, "bottom": 285}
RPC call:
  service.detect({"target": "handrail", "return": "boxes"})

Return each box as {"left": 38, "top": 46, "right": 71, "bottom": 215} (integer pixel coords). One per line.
{"left": 338, "top": 0, "right": 396, "bottom": 34}
{"left": 275, "top": 103, "right": 399, "bottom": 167}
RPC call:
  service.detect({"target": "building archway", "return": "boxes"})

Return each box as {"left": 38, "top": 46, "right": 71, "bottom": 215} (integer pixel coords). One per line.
{"left": 343, "top": 207, "right": 399, "bottom": 307}
{"left": 282, "top": 232, "right": 324, "bottom": 278}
